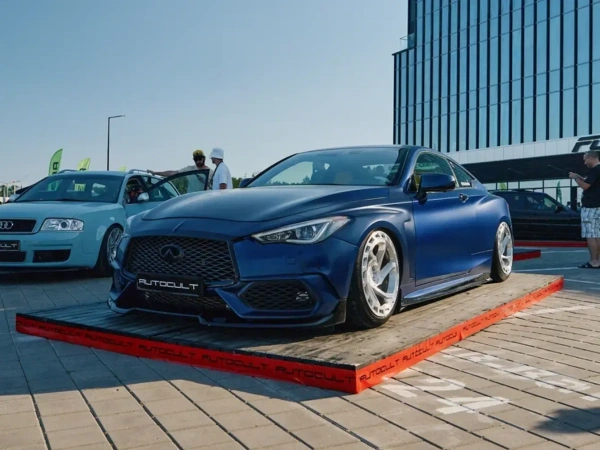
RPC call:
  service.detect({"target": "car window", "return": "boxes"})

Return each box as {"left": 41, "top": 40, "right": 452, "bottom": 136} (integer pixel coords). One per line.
{"left": 525, "top": 194, "right": 559, "bottom": 212}
{"left": 448, "top": 160, "right": 474, "bottom": 188}
{"left": 15, "top": 174, "right": 123, "bottom": 203}
{"left": 496, "top": 192, "right": 525, "bottom": 209}
{"left": 410, "top": 152, "right": 455, "bottom": 191}
{"left": 146, "top": 171, "right": 208, "bottom": 201}
{"left": 248, "top": 147, "right": 409, "bottom": 187}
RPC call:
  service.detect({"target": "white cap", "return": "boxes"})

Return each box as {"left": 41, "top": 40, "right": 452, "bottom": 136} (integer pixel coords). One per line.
{"left": 210, "top": 147, "right": 224, "bottom": 159}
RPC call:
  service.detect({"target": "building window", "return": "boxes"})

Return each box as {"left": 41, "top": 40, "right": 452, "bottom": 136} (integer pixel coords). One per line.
{"left": 592, "top": 84, "right": 600, "bottom": 135}
{"left": 549, "top": 17, "right": 561, "bottom": 71}
{"left": 563, "top": 11, "right": 575, "bottom": 68}
{"left": 548, "top": 92, "right": 560, "bottom": 139}
{"left": 577, "top": 86, "right": 590, "bottom": 136}
{"left": 479, "top": 107, "right": 488, "bottom": 148}
{"left": 524, "top": 97, "right": 534, "bottom": 143}
{"left": 537, "top": 20, "right": 547, "bottom": 74}
{"left": 578, "top": 7, "right": 590, "bottom": 65}
{"left": 500, "top": 102, "right": 510, "bottom": 145}
{"left": 489, "top": 104, "right": 499, "bottom": 147}
{"left": 562, "top": 88, "right": 574, "bottom": 138}
{"left": 512, "top": 100, "right": 521, "bottom": 144}
{"left": 536, "top": 94, "right": 547, "bottom": 140}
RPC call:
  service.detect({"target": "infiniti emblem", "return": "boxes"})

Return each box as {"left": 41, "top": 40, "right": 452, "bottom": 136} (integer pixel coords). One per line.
{"left": 0, "top": 221, "right": 14, "bottom": 231}
{"left": 159, "top": 244, "right": 184, "bottom": 263}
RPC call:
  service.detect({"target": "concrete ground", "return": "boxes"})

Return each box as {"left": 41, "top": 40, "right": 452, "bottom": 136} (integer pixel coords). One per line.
{"left": 1, "top": 248, "right": 600, "bottom": 450}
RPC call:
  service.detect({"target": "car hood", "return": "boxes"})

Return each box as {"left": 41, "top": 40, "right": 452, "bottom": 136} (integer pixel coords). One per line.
{"left": 0, "top": 201, "right": 115, "bottom": 219}
{"left": 142, "top": 186, "right": 390, "bottom": 222}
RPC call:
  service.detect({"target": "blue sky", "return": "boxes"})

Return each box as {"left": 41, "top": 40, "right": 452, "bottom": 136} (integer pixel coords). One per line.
{"left": 0, "top": 0, "right": 407, "bottom": 185}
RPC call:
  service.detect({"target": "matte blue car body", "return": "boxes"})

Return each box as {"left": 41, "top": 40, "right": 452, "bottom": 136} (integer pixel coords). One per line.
{"left": 109, "top": 146, "right": 512, "bottom": 328}
{"left": 0, "top": 170, "right": 210, "bottom": 273}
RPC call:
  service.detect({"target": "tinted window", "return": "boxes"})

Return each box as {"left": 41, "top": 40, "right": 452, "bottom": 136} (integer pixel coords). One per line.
{"left": 248, "top": 147, "right": 409, "bottom": 187}
{"left": 496, "top": 192, "right": 524, "bottom": 208}
{"left": 448, "top": 160, "right": 474, "bottom": 187}
{"left": 16, "top": 174, "right": 123, "bottom": 203}
{"left": 411, "top": 152, "right": 455, "bottom": 191}
{"left": 525, "top": 193, "right": 559, "bottom": 212}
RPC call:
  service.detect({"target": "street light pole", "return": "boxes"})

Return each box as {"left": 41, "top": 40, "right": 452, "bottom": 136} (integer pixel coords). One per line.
{"left": 107, "top": 115, "right": 125, "bottom": 170}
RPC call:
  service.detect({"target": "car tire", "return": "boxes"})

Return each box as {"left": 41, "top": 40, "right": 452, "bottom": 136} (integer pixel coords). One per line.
{"left": 346, "top": 229, "right": 401, "bottom": 330}
{"left": 490, "top": 221, "right": 513, "bottom": 282}
{"left": 91, "top": 225, "right": 123, "bottom": 278}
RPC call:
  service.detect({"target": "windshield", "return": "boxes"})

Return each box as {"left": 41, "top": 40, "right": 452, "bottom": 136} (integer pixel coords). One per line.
{"left": 248, "top": 147, "right": 409, "bottom": 187}
{"left": 15, "top": 174, "right": 124, "bottom": 203}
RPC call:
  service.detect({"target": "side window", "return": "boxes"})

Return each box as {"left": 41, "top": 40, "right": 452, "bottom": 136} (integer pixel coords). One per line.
{"left": 410, "top": 152, "right": 455, "bottom": 191}
{"left": 449, "top": 160, "right": 474, "bottom": 188}
{"left": 525, "top": 194, "right": 559, "bottom": 212}
{"left": 498, "top": 193, "right": 524, "bottom": 209}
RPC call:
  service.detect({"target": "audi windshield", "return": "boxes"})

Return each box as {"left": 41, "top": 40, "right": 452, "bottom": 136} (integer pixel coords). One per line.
{"left": 15, "top": 174, "right": 123, "bottom": 203}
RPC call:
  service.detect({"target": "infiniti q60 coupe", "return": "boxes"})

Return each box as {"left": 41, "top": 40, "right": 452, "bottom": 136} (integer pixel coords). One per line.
{"left": 108, "top": 145, "right": 514, "bottom": 329}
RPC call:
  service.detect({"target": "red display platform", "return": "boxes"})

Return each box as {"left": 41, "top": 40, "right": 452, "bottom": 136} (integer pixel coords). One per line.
{"left": 514, "top": 248, "right": 541, "bottom": 261}
{"left": 515, "top": 240, "right": 587, "bottom": 248}
{"left": 16, "top": 273, "right": 563, "bottom": 394}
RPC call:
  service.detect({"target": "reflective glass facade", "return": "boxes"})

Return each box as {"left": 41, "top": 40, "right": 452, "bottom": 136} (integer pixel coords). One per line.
{"left": 393, "top": 0, "right": 600, "bottom": 152}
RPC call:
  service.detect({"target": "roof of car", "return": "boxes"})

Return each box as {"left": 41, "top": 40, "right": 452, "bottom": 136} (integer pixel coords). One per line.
{"left": 50, "top": 170, "right": 129, "bottom": 177}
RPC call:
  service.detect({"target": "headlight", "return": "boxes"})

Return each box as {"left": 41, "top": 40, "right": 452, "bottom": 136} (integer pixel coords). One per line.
{"left": 252, "top": 216, "right": 350, "bottom": 244}
{"left": 41, "top": 219, "right": 84, "bottom": 231}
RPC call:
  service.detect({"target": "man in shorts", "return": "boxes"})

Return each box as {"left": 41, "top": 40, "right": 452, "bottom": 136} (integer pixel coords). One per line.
{"left": 569, "top": 150, "right": 600, "bottom": 268}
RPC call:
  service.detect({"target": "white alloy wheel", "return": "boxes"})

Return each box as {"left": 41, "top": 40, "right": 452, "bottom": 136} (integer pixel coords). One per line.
{"left": 106, "top": 227, "right": 123, "bottom": 264}
{"left": 360, "top": 230, "right": 400, "bottom": 318}
{"left": 497, "top": 222, "right": 513, "bottom": 276}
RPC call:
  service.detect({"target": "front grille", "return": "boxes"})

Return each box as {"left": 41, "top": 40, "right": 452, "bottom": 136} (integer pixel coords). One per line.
{"left": 0, "top": 252, "right": 26, "bottom": 263}
{"left": 124, "top": 236, "right": 235, "bottom": 284}
{"left": 240, "top": 282, "right": 317, "bottom": 311}
{"left": 0, "top": 220, "right": 36, "bottom": 233}
{"left": 135, "top": 291, "right": 229, "bottom": 315}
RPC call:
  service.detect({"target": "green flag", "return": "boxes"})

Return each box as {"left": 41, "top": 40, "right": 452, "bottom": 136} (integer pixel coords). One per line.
{"left": 76, "top": 158, "right": 91, "bottom": 171}
{"left": 118, "top": 166, "right": 127, "bottom": 172}
{"left": 556, "top": 181, "right": 562, "bottom": 204}
{"left": 48, "top": 149, "right": 63, "bottom": 175}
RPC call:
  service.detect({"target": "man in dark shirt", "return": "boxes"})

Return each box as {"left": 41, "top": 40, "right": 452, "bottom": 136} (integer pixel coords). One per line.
{"left": 569, "top": 150, "right": 600, "bottom": 268}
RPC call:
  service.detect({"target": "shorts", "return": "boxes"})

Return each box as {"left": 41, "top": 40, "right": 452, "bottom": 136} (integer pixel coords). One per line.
{"left": 581, "top": 207, "right": 600, "bottom": 238}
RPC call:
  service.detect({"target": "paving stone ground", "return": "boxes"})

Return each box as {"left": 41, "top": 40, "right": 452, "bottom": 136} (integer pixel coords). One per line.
{"left": 1, "top": 248, "right": 600, "bottom": 450}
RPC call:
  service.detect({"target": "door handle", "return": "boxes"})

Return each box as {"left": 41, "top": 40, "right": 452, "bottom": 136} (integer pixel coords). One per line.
{"left": 459, "top": 193, "right": 469, "bottom": 203}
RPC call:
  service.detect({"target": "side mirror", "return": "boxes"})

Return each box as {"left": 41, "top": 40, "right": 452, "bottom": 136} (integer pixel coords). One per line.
{"left": 137, "top": 192, "right": 149, "bottom": 203}
{"left": 239, "top": 178, "right": 252, "bottom": 188}
{"left": 416, "top": 173, "right": 456, "bottom": 200}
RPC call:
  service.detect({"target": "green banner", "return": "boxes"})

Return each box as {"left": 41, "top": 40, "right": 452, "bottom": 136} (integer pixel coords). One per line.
{"left": 48, "top": 149, "right": 63, "bottom": 175}
{"left": 76, "top": 157, "right": 91, "bottom": 171}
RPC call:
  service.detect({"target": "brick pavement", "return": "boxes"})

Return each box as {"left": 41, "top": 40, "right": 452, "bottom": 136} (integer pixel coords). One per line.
{"left": 1, "top": 253, "right": 600, "bottom": 449}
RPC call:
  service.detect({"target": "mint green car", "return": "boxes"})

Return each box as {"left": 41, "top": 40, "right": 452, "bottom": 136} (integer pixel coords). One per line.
{"left": 0, "top": 169, "right": 210, "bottom": 276}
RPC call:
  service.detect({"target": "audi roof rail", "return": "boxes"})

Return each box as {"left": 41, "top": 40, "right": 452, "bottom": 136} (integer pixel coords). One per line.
{"left": 126, "top": 169, "right": 152, "bottom": 174}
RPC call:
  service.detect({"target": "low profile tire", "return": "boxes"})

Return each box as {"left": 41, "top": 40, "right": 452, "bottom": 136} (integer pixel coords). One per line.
{"left": 346, "top": 229, "right": 401, "bottom": 330}
{"left": 91, "top": 225, "right": 122, "bottom": 278}
{"left": 490, "top": 221, "right": 513, "bottom": 282}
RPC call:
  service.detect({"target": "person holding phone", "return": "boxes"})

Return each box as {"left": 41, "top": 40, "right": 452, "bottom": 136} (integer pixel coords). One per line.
{"left": 569, "top": 150, "right": 600, "bottom": 268}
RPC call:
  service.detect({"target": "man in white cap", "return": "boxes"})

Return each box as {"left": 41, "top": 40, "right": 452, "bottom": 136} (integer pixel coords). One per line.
{"left": 209, "top": 147, "right": 233, "bottom": 190}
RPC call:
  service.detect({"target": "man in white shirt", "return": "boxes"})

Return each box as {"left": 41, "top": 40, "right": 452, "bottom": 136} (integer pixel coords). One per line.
{"left": 209, "top": 147, "right": 233, "bottom": 190}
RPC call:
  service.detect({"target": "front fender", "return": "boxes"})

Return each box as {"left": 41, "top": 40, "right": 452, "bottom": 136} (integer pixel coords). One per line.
{"left": 78, "top": 206, "right": 126, "bottom": 254}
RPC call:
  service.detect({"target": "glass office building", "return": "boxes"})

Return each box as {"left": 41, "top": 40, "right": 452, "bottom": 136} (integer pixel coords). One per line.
{"left": 393, "top": 0, "right": 600, "bottom": 207}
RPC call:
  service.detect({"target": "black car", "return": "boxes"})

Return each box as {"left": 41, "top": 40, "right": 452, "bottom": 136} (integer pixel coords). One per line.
{"left": 492, "top": 189, "right": 582, "bottom": 241}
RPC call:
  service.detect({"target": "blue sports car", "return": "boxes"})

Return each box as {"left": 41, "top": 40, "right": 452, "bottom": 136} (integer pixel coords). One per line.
{"left": 109, "top": 145, "right": 514, "bottom": 329}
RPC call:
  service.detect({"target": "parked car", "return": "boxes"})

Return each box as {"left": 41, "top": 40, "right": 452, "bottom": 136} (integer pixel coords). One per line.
{"left": 491, "top": 189, "right": 582, "bottom": 241}
{"left": 0, "top": 168, "right": 210, "bottom": 275}
{"left": 109, "top": 145, "right": 514, "bottom": 330}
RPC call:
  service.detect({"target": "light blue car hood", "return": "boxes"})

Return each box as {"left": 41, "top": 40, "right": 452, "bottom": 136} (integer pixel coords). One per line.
{"left": 0, "top": 201, "right": 117, "bottom": 219}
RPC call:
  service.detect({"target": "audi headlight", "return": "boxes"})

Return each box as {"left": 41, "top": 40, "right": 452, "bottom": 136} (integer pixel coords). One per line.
{"left": 41, "top": 219, "right": 84, "bottom": 231}
{"left": 252, "top": 216, "right": 350, "bottom": 244}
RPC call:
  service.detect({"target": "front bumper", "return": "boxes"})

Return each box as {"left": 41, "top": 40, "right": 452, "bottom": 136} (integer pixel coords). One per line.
{"left": 0, "top": 232, "right": 96, "bottom": 271}
{"left": 108, "top": 235, "right": 359, "bottom": 328}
